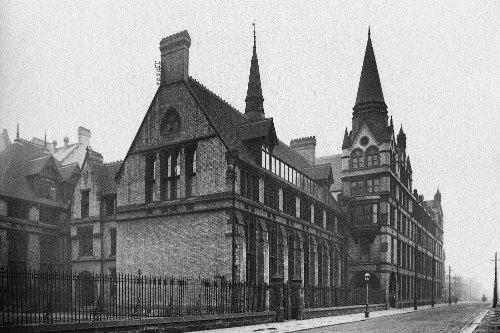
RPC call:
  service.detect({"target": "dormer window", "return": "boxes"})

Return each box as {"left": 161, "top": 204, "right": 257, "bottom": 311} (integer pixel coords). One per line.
{"left": 351, "top": 149, "right": 364, "bottom": 169}
{"left": 160, "top": 108, "right": 181, "bottom": 136}
{"left": 365, "top": 146, "right": 380, "bottom": 167}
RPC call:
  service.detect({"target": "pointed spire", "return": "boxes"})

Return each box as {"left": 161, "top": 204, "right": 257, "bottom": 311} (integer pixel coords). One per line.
{"left": 355, "top": 28, "right": 385, "bottom": 108}
{"left": 44, "top": 131, "right": 47, "bottom": 148}
{"left": 342, "top": 128, "right": 350, "bottom": 149}
{"left": 397, "top": 124, "right": 406, "bottom": 149}
{"left": 389, "top": 116, "right": 394, "bottom": 129}
{"left": 245, "top": 22, "right": 264, "bottom": 120}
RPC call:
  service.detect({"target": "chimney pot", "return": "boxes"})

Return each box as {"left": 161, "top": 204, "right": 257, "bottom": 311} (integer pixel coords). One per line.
{"left": 64, "top": 136, "right": 69, "bottom": 148}
{"left": 159, "top": 30, "right": 191, "bottom": 84}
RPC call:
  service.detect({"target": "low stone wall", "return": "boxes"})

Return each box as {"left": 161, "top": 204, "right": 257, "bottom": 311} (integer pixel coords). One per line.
{"left": 302, "top": 303, "right": 387, "bottom": 319}
{"left": 9, "top": 311, "right": 275, "bottom": 333}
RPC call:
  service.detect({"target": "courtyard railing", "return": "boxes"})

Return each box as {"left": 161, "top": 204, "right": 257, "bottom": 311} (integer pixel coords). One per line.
{"left": 304, "top": 286, "right": 386, "bottom": 308}
{"left": 0, "top": 267, "right": 267, "bottom": 326}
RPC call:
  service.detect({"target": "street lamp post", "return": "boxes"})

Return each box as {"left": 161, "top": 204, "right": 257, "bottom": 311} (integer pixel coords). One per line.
{"left": 365, "top": 273, "right": 370, "bottom": 318}
{"left": 493, "top": 252, "right": 498, "bottom": 308}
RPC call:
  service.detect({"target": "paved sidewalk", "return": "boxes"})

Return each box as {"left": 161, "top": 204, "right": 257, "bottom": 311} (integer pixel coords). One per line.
{"left": 195, "top": 303, "right": 447, "bottom": 333}
{"left": 474, "top": 306, "right": 500, "bottom": 332}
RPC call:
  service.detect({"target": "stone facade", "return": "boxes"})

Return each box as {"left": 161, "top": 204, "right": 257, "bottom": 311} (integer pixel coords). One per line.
{"left": 322, "top": 30, "right": 446, "bottom": 308}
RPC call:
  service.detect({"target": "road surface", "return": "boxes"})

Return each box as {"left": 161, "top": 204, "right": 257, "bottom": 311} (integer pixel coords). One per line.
{"left": 298, "top": 302, "right": 489, "bottom": 333}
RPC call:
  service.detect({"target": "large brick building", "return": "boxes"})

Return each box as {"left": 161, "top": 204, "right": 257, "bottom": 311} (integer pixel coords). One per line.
{"left": 319, "top": 30, "right": 445, "bottom": 307}
{"left": 69, "top": 29, "right": 349, "bottom": 289}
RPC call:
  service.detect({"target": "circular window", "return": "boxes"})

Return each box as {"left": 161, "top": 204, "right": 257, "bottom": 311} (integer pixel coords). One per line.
{"left": 160, "top": 109, "right": 180, "bottom": 136}
{"left": 360, "top": 136, "right": 369, "bottom": 146}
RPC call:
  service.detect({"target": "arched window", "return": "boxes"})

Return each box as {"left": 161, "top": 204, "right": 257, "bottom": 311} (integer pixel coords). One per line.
{"left": 365, "top": 146, "right": 380, "bottom": 167}
{"left": 160, "top": 108, "right": 180, "bottom": 136}
{"left": 351, "top": 149, "right": 364, "bottom": 169}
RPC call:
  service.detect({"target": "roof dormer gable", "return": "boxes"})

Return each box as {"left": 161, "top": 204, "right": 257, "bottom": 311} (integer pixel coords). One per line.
{"left": 350, "top": 123, "right": 379, "bottom": 151}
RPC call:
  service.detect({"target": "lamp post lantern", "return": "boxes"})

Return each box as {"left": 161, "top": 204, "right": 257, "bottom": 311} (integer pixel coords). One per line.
{"left": 365, "top": 273, "right": 370, "bottom": 318}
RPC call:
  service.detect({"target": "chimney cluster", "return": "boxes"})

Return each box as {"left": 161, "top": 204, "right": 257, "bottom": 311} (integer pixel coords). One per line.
{"left": 290, "top": 136, "right": 316, "bottom": 166}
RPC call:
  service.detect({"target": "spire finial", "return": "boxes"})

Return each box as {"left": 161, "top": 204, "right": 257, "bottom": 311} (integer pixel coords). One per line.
{"left": 252, "top": 22, "right": 256, "bottom": 47}
{"left": 245, "top": 22, "right": 264, "bottom": 120}
{"left": 44, "top": 131, "right": 47, "bottom": 147}
{"left": 368, "top": 26, "right": 371, "bottom": 39}
{"left": 16, "top": 123, "right": 19, "bottom": 139}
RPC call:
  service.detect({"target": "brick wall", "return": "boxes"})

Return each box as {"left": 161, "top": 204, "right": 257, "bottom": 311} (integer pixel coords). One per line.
{"left": 117, "top": 210, "right": 231, "bottom": 278}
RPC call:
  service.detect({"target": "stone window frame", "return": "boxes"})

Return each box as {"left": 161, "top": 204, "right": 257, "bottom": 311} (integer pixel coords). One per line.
{"left": 77, "top": 226, "right": 93, "bottom": 257}
{"left": 350, "top": 148, "right": 364, "bottom": 169}
{"left": 159, "top": 108, "right": 181, "bottom": 136}
{"left": 160, "top": 149, "right": 181, "bottom": 201}
{"left": 81, "top": 190, "right": 90, "bottom": 218}
{"left": 365, "top": 145, "right": 380, "bottom": 167}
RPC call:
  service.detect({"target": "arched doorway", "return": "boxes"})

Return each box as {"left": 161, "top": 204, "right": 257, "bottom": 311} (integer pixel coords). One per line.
{"left": 76, "top": 271, "right": 95, "bottom": 306}
{"left": 389, "top": 273, "right": 397, "bottom": 308}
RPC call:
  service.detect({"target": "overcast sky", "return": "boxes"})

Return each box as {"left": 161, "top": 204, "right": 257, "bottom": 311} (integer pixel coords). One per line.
{"left": 1, "top": 1, "right": 498, "bottom": 294}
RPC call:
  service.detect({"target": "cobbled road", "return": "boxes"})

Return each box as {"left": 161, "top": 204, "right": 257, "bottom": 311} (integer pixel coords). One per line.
{"left": 299, "top": 302, "right": 490, "bottom": 333}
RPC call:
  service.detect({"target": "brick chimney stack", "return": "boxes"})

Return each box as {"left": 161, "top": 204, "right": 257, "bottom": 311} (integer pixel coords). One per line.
{"left": 290, "top": 136, "right": 317, "bottom": 166}
{"left": 159, "top": 31, "right": 191, "bottom": 85}
{"left": 78, "top": 126, "right": 91, "bottom": 147}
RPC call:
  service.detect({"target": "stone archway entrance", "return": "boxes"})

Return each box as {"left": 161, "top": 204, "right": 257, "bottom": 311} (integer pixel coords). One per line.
{"left": 389, "top": 272, "right": 397, "bottom": 308}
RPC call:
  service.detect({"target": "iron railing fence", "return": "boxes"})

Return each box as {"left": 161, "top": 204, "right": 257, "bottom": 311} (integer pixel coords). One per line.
{"left": 304, "top": 286, "right": 386, "bottom": 308}
{"left": 0, "top": 267, "right": 267, "bottom": 326}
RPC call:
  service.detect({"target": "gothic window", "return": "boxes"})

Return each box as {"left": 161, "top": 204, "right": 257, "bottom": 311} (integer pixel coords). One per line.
{"left": 360, "top": 239, "right": 370, "bottom": 262}
{"left": 303, "top": 238, "right": 310, "bottom": 286}
{"left": 145, "top": 154, "right": 156, "bottom": 203}
{"left": 288, "top": 234, "right": 295, "bottom": 280}
{"left": 185, "top": 145, "right": 197, "bottom": 198}
{"left": 7, "top": 230, "right": 28, "bottom": 269}
{"left": 102, "top": 194, "right": 116, "bottom": 217}
{"left": 351, "top": 149, "right": 364, "bottom": 169}
{"left": 314, "top": 205, "right": 323, "bottom": 227}
{"left": 268, "top": 224, "right": 277, "bottom": 277}
{"left": 160, "top": 150, "right": 180, "bottom": 200}
{"left": 240, "top": 168, "right": 259, "bottom": 202}
{"left": 81, "top": 190, "right": 90, "bottom": 218}
{"left": 283, "top": 188, "right": 296, "bottom": 216}
{"left": 264, "top": 178, "right": 279, "bottom": 210}
{"left": 78, "top": 226, "right": 93, "bottom": 257}
{"left": 245, "top": 216, "right": 257, "bottom": 283}
{"left": 300, "top": 197, "right": 311, "bottom": 222}
{"left": 365, "top": 146, "right": 380, "bottom": 167}
{"left": 351, "top": 179, "right": 365, "bottom": 196}
{"left": 110, "top": 228, "right": 116, "bottom": 257}
{"left": 160, "top": 108, "right": 181, "bottom": 136}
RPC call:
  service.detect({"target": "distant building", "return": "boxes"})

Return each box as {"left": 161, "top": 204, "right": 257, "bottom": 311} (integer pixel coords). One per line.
{"left": 69, "top": 151, "right": 120, "bottom": 302}
{"left": 0, "top": 126, "right": 102, "bottom": 270}
{"left": 318, "top": 30, "right": 446, "bottom": 307}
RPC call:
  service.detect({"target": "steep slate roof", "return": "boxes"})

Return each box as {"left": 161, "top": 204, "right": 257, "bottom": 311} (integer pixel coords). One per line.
{"left": 355, "top": 29, "right": 386, "bottom": 107}
{"left": 316, "top": 154, "right": 342, "bottom": 193}
{"left": 187, "top": 79, "right": 322, "bottom": 179}
{"left": 187, "top": 78, "right": 342, "bottom": 213}
{"left": 96, "top": 161, "right": 122, "bottom": 195}
{"left": 59, "top": 163, "right": 80, "bottom": 182}
{"left": 0, "top": 139, "right": 76, "bottom": 208}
